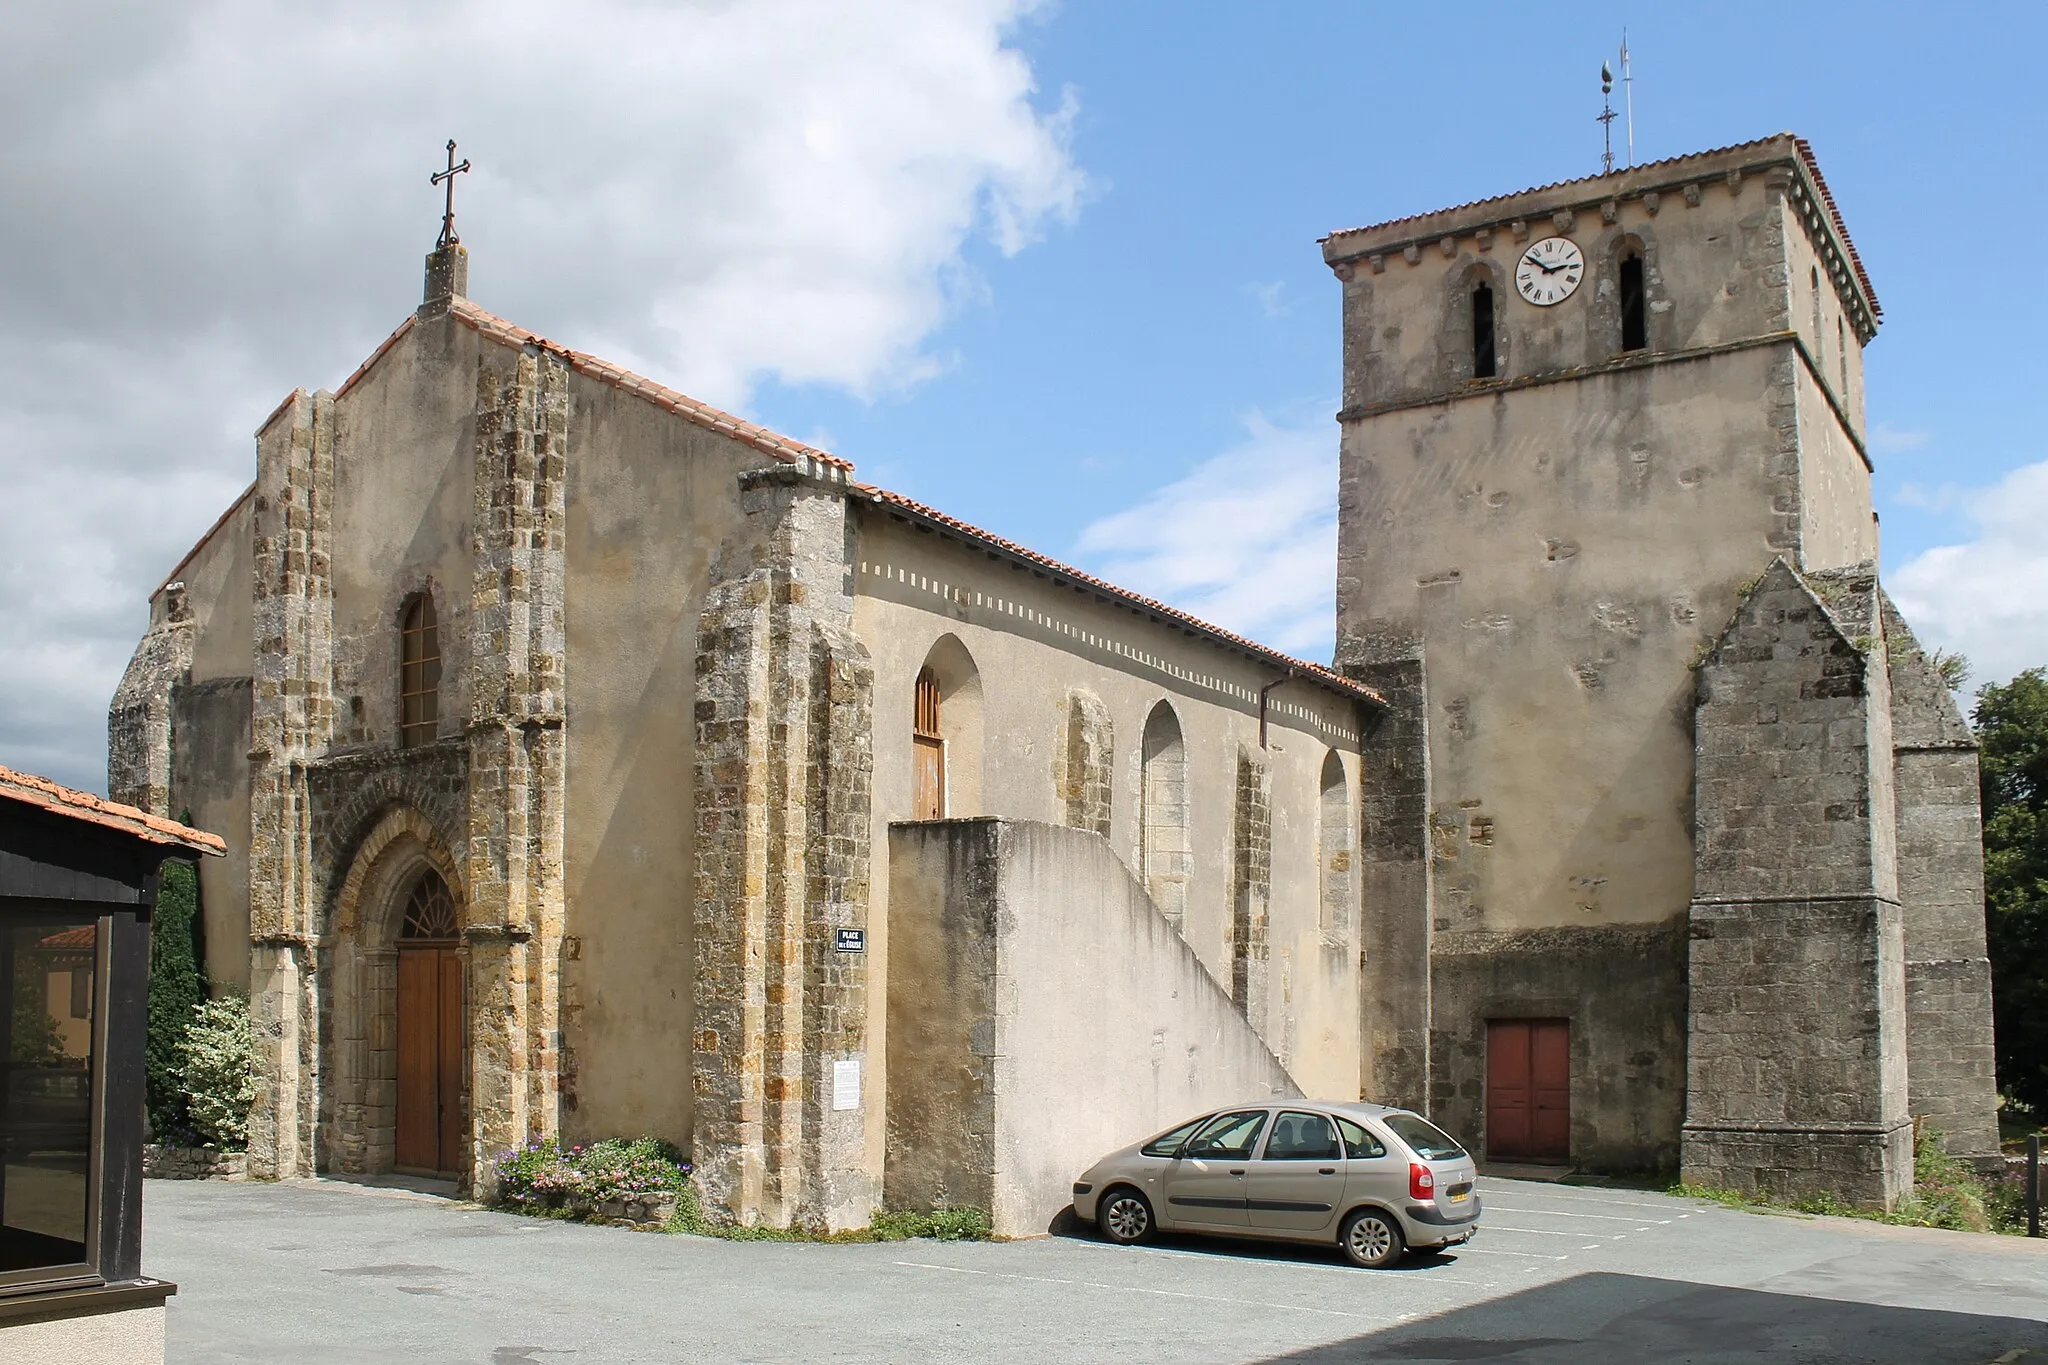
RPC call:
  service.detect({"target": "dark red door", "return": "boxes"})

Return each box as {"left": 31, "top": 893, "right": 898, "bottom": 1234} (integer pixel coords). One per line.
{"left": 396, "top": 945, "right": 463, "bottom": 1174}
{"left": 1486, "top": 1019, "right": 1570, "bottom": 1162}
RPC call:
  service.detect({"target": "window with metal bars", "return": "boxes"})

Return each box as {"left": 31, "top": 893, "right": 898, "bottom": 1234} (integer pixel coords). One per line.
{"left": 400, "top": 594, "right": 441, "bottom": 748}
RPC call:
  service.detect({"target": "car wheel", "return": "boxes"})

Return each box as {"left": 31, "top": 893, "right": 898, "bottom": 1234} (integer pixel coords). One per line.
{"left": 1099, "top": 1187, "right": 1154, "bottom": 1246}
{"left": 1339, "top": 1208, "right": 1404, "bottom": 1269}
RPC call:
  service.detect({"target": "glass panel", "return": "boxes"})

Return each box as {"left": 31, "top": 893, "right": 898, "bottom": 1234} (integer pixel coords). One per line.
{"left": 1334, "top": 1116, "right": 1386, "bottom": 1159}
{"left": 1184, "top": 1109, "right": 1267, "bottom": 1161}
{"left": 1264, "top": 1111, "right": 1341, "bottom": 1160}
{"left": 1382, "top": 1112, "right": 1466, "bottom": 1161}
{"left": 1140, "top": 1117, "right": 1206, "bottom": 1159}
{"left": 1, "top": 920, "right": 95, "bottom": 1273}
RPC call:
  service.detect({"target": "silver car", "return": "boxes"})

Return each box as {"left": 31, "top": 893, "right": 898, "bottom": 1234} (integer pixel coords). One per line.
{"left": 1070, "top": 1101, "right": 1481, "bottom": 1268}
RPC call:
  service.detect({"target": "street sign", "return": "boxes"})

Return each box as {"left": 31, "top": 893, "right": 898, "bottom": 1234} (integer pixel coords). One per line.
{"left": 834, "top": 928, "right": 866, "bottom": 953}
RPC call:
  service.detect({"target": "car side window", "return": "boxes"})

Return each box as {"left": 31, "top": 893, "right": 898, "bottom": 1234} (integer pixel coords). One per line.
{"left": 1183, "top": 1109, "right": 1269, "bottom": 1160}
{"left": 1263, "top": 1111, "right": 1342, "bottom": 1161}
{"left": 1334, "top": 1116, "right": 1387, "bottom": 1159}
{"left": 1141, "top": 1117, "right": 1207, "bottom": 1158}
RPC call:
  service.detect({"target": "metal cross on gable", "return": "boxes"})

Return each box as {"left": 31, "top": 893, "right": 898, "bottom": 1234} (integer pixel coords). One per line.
{"left": 430, "top": 139, "right": 471, "bottom": 249}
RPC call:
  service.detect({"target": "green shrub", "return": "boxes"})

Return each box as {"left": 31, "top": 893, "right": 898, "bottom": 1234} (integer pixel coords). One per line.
{"left": 146, "top": 859, "right": 206, "bottom": 1138}
{"left": 493, "top": 1136, "right": 691, "bottom": 1211}
{"left": 1675, "top": 1128, "right": 2021, "bottom": 1235}
{"left": 178, "top": 995, "right": 255, "bottom": 1150}
{"left": 869, "top": 1207, "right": 992, "bottom": 1242}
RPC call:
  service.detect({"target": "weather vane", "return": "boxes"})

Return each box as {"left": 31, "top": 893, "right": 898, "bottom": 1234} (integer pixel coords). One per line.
{"left": 1598, "top": 62, "right": 1618, "bottom": 174}
{"left": 430, "top": 139, "right": 471, "bottom": 249}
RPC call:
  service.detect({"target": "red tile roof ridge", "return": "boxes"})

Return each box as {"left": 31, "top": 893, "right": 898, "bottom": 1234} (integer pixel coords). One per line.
{"left": 1323, "top": 133, "right": 1878, "bottom": 321}
{"left": 155, "top": 480, "right": 257, "bottom": 599}
{"left": 853, "top": 483, "right": 1384, "bottom": 709}
{"left": 447, "top": 299, "right": 854, "bottom": 474}
{"left": 334, "top": 314, "right": 420, "bottom": 402}
{"left": 0, "top": 763, "right": 226, "bottom": 856}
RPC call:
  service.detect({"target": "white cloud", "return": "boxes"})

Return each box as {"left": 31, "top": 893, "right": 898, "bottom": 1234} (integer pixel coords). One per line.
{"left": 1870, "top": 422, "right": 1932, "bottom": 455}
{"left": 1074, "top": 412, "right": 1336, "bottom": 661}
{"left": 0, "top": 0, "right": 1085, "bottom": 792}
{"left": 1890, "top": 457, "right": 2048, "bottom": 694}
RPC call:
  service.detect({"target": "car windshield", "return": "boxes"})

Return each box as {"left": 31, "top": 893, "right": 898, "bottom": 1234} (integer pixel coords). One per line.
{"left": 1140, "top": 1117, "right": 1207, "bottom": 1158}
{"left": 1382, "top": 1113, "right": 1465, "bottom": 1160}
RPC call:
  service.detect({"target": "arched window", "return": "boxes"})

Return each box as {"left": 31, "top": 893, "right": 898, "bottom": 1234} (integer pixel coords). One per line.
{"left": 1471, "top": 281, "right": 1497, "bottom": 378}
{"left": 399, "top": 594, "right": 441, "bottom": 748}
{"left": 1318, "top": 751, "right": 1353, "bottom": 947}
{"left": 400, "top": 870, "right": 459, "bottom": 941}
{"left": 1619, "top": 253, "right": 1646, "bottom": 352}
{"left": 914, "top": 666, "right": 945, "bottom": 819}
{"left": 1140, "top": 702, "right": 1191, "bottom": 930}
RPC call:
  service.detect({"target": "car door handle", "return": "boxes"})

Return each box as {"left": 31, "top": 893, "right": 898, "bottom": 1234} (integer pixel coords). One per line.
{"left": 1228, "top": 1168, "right": 1245, "bottom": 1176}
{"left": 1319, "top": 1168, "right": 1336, "bottom": 1175}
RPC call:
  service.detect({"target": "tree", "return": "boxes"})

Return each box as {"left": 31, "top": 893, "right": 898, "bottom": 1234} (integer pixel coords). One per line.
{"left": 146, "top": 856, "right": 207, "bottom": 1139}
{"left": 1976, "top": 667, "right": 2048, "bottom": 1113}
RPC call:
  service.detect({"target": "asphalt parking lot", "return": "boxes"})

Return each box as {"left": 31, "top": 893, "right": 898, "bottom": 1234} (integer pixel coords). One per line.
{"left": 137, "top": 1175, "right": 2048, "bottom": 1363}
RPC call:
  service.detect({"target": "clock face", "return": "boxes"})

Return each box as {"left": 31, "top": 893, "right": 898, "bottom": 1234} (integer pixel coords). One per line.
{"left": 1515, "top": 236, "right": 1585, "bottom": 306}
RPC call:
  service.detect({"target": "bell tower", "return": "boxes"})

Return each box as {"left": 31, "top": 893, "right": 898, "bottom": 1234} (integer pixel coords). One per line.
{"left": 1325, "top": 135, "right": 1994, "bottom": 1198}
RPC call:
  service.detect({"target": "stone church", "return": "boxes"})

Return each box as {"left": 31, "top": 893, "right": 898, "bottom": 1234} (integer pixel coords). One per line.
{"left": 111, "top": 133, "right": 1997, "bottom": 1229}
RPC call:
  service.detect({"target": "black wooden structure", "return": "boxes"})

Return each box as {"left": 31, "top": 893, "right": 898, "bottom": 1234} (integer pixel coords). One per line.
{"left": 0, "top": 764, "right": 221, "bottom": 1324}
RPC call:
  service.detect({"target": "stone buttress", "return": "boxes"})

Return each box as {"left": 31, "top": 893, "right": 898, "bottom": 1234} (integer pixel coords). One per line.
{"left": 463, "top": 345, "right": 570, "bottom": 1191}
{"left": 246, "top": 390, "right": 337, "bottom": 1180}
{"left": 1683, "top": 560, "right": 1911, "bottom": 1206}
{"left": 692, "top": 466, "right": 874, "bottom": 1230}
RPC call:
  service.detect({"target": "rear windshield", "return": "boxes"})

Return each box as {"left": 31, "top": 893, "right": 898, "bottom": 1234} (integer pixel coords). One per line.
{"left": 1382, "top": 1113, "right": 1465, "bottom": 1160}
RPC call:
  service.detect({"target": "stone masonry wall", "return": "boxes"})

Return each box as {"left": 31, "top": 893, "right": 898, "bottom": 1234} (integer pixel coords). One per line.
{"left": 1337, "top": 646, "right": 1433, "bottom": 1111}
{"left": 693, "top": 465, "right": 873, "bottom": 1231}
{"left": 1054, "top": 689, "right": 1113, "bottom": 838}
{"left": 1228, "top": 746, "right": 1271, "bottom": 1026}
{"left": 1880, "top": 593, "right": 1999, "bottom": 1159}
{"left": 108, "top": 584, "right": 194, "bottom": 815}
{"left": 1684, "top": 560, "right": 1909, "bottom": 1207}
{"left": 246, "top": 389, "right": 338, "bottom": 1181}
{"left": 463, "top": 345, "right": 571, "bottom": 1192}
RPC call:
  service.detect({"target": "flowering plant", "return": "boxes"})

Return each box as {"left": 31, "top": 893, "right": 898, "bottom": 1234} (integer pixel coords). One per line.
{"left": 494, "top": 1135, "right": 689, "bottom": 1209}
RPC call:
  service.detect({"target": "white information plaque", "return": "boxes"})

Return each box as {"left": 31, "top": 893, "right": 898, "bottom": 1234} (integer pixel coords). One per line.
{"left": 832, "top": 1059, "right": 861, "bottom": 1112}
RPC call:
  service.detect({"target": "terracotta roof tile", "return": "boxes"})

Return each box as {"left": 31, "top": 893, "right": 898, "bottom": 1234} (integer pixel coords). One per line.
{"left": 854, "top": 484, "right": 1384, "bottom": 709}
{"left": 447, "top": 300, "right": 854, "bottom": 475}
{"left": 0, "top": 764, "right": 225, "bottom": 856}
{"left": 38, "top": 926, "right": 95, "bottom": 949}
{"left": 1323, "top": 133, "right": 1879, "bottom": 322}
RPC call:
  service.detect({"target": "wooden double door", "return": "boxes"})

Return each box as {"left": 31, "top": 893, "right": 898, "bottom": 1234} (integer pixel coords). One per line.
{"left": 1486, "top": 1019, "right": 1570, "bottom": 1163}
{"left": 395, "top": 944, "right": 464, "bottom": 1176}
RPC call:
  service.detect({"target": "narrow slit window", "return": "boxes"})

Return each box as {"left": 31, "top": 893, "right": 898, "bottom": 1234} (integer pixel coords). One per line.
{"left": 1620, "top": 253, "right": 1646, "bottom": 352}
{"left": 400, "top": 594, "right": 441, "bottom": 748}
{"left": 1471, "top": 283, "right": 1497, "bottom": 378}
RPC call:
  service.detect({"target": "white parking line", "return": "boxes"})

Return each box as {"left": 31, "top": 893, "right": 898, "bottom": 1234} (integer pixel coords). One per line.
{"left": 889, "top": 1260, "right": 1374, "bottom": 1318}
{"left": 1451, "top": 1246, "right": 1568, "bottom": 1261}
{"left": 1474, "top": 1225, "right": 1613, "bottom": 1239}
{"left": 1480, "top": 1207, "right": 1672, "bottom": 1224}
{"left": 1477, "top": 1189, "right": 1699, "bottom": 1212}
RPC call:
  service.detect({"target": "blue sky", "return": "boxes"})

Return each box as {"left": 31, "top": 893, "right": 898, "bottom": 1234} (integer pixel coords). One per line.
{"left": 1, "top": 1, "right": 2042, "bottom": 794}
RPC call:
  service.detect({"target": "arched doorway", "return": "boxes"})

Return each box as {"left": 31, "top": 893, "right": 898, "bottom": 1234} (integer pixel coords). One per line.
{"left": 394, "top": 871, "right": 464, "bottom": 1176}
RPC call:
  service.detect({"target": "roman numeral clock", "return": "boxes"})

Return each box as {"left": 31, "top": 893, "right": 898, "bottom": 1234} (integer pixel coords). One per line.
{"left": 1514, "top": 235, "right": 1584, "bottom": 305}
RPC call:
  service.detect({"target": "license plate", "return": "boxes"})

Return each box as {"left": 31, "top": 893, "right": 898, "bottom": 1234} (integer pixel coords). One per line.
{"left": 1449, "top": 1189, "right": 1469, "bottom": 1203}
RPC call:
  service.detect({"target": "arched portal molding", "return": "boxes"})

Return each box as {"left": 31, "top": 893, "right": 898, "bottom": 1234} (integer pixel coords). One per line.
{"left": 327, "top": 803, "right": 467, "bottom": 947}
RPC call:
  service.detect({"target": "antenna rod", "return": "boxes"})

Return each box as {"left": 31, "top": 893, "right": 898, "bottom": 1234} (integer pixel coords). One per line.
{"left": 1598, "top": 61, "right": 1617, "bottom": 174}
{"left": 1621, "top": 31, "right": 1635, "bottom": 167}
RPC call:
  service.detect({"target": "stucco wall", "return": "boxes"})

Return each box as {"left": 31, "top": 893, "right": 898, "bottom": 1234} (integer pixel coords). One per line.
{"left": 1794, "top": 362, "right": 1878, "bottom": 572}
{"left": 558, "top": 372, "right": 769, "bottom": 1150}
{"left": 1, "top": 1302, "right": 166, "bottom": 1365}
{"left": 853, "top": 506, "right": 1368, "bottom": 1161}
{"left": 884, "top": 819, "right": 1296, "bottom": 1237}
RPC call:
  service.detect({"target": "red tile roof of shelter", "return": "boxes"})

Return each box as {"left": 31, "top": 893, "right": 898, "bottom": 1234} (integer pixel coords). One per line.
{"left": 38, "top": 926, "right": 96, "bottom": 949}
{"left": 855, "top": 484, "right": 1384, "bottom": 708}
{"left": 1322, "top": 133, "right": 1879, "bottom": 323}
{"left": 0, "top": 764, "right": 225, "bottom": 856}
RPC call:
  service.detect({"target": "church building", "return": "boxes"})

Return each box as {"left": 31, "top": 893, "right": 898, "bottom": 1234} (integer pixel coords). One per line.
{"left": 110, "top": 133, "right": 1998, "bottom": 1228}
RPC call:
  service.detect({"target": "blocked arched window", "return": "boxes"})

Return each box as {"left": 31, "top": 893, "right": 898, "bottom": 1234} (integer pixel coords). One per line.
{"left": 1471, "top": 281, "right": 1498, "bottom": 378}
{"left": 914, "top": 666, "right": 945, "bottom": 819}
{"left": 399, "top": 594, "right": 441, "bottom": 748}
{"left": 1318, "top": 751, "right": 1353, "bottom": 947}
{"left": 1140, "top": 702, "right": 1191, "bottom": 930}
{"left": 1619, "top": 252, "right": 1646, "bottom": 352}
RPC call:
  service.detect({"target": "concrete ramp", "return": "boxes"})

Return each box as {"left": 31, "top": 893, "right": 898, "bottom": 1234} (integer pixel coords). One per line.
{"left": 885, "top": 818, "right": 1298, "bottom": 1237}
